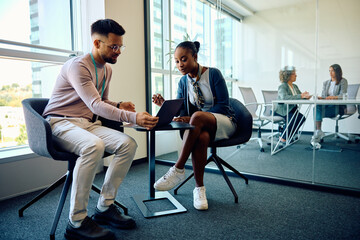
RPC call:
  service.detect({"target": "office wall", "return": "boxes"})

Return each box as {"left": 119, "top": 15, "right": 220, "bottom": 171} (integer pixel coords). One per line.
{"left": 105, "top": 0, "right": 147, "bottom": 160}
{"left": 0, "top": 156, "right": 67, "bottom": 201}
{"left": 235, "top": 0, "right": 360, "bottom": 133}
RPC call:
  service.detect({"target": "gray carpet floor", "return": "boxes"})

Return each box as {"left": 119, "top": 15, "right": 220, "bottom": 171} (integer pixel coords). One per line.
{"left": 0, "top": 162, "right": 359, "bottom": 240}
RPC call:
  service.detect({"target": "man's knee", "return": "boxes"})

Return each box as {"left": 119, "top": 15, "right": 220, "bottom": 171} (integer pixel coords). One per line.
{"left": 79, "top": 138, "right": 105, "bottom": 166}
{"left": 115, "top": 135, "right": 138, "bottom": 155}
{"left": 126, "top": 136, "right": 138, "bottom": 153}
{"left": 86, "top": 138, "right": 105, "bottom": 155}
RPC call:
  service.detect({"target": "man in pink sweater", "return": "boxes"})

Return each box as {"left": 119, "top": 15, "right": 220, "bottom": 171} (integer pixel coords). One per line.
{"left": 43, "top": 19, "right": 158, "bottom": 240}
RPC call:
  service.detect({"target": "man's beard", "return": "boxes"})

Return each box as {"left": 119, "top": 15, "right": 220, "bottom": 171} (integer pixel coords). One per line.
{"left": 101, "top": 53, "right": 118, "bottom": 64}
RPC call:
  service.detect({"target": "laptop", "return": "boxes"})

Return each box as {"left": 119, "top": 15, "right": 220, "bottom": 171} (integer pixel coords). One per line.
{"left": 123, "top": 98, "right": 184, "bottom": 130}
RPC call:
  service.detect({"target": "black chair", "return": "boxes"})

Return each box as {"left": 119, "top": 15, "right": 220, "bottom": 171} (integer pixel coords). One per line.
{"left": 19, "top": 98, "right": 127, "bottom": 240}
{"left": 174, "top": 98, "right": 253, "bottom": 203}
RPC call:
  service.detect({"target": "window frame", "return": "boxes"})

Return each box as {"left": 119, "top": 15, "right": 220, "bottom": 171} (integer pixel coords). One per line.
{"left": 147, "top": 0, "right": 241, "bottom": 115}
{"left": 0, "top": 0, "right": 81, "bottom": 158}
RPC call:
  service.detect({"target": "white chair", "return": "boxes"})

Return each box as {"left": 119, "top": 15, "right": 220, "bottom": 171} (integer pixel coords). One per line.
{"left": 323, "top": 84, "right": 360, "bottom": 142}
{"left": 261, "top": 90, "right": 285, "bottom": 140}
{"left": 239, "top": 87, "right": 274, "bottom": 152}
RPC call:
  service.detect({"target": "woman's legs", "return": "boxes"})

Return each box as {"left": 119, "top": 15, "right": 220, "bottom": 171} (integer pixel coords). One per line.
{"left": 154, "top": 112, "right": 216, "bottom": 210}
{"left": 315, "top": 105, "right": 339, "bottom": 131}
{"left": 175, "top": 111, "right": 216, "bottom": 169}
{"left": 315, "top": 105, "right": 324, "bottom": 131}
{"left": 154, "top": 111, "right": 216, "bottom": 191}
{"left": 190, "top": 131, "right": 211, "bottom": 187}
{"left": 287, "top": 111, "right": 306, "bottom": 139}
{"left": 312, "top": 105, "right": 340, "bottom": 147}
{"left": 276, "top": 108, "right": 305, "bottom": 141}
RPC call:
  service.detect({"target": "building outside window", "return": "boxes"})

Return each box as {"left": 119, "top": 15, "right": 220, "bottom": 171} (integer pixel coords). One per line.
{"left": 0, "top": 0, "right": 79, "bottom": 150}
{"left": 149, "top": 0, "right": 241, "bottom": 115}
{"left": 148, "top": 0, "right": 241, "bottom": 156}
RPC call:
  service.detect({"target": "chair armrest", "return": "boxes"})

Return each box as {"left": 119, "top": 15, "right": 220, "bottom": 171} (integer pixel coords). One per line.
{"left": 245, "top": 102, "right": 264, "bottom": 121}
{"left": 244, "top": 102, "right": 262, "bottom": 107}
{"left": 99, "top": 117, "right": 123, "bottom": 132}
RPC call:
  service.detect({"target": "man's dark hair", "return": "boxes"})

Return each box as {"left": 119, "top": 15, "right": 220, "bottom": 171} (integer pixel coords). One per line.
{"left": 91, "top": 19, "right": 125, "bottom": 37}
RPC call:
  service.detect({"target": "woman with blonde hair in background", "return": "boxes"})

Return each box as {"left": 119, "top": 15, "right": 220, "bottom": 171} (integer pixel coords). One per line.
{"left": 274, "top": 66, "right": 311, "bottom": 146}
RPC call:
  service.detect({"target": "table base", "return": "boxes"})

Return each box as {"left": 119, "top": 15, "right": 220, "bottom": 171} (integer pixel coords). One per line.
{"left": 132, "top": 191, "right": 187, "bottom": 218}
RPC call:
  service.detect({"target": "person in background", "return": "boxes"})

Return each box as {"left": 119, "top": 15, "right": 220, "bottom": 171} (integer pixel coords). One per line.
{"left": 310, "top": 64, "right": 348, "bottom": 149}
{"left": 43, "top": 19, "right": 158, "bottom": 240}
{"left": 274, "top": 66, "right": 311, "bottom": 146}
{"left": 152, "top": 41, "right": 237, "bottom": 211}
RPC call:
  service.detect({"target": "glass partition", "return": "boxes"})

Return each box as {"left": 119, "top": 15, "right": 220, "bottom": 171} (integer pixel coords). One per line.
{"left": 149, "top": 0, "right": 360, "bottom": 192}
{"left": 313, "top": 0, "right": 360, "bottom": 189}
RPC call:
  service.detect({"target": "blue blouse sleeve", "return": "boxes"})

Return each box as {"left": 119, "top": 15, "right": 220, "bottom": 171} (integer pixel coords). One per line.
{"left": 176, "top": 76, "right": 188, "bottom": 116}
{"left": 208, "top": 68, "right": 230, "bottom": 114}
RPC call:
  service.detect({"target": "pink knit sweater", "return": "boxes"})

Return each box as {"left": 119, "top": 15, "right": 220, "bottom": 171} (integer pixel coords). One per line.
{"left": 43, "top": 53, "right": 137, "bottom": 123}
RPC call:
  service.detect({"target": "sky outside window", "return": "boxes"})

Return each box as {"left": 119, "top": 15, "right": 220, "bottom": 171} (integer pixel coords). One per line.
{"left": 0, "top": 0, "right": 31, "bottom": 88}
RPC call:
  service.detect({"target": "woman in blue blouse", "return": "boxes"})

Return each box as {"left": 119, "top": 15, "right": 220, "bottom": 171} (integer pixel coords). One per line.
{"left": 152, "top": 41, "right": 236, "bottom": 210}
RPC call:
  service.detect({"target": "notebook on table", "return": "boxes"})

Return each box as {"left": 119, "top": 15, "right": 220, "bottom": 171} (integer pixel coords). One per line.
{"left": 123, "top": 98, "right": 184, "bottom": 130}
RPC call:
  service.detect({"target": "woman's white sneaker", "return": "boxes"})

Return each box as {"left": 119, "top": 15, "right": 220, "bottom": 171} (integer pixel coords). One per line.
{"left": 310, "top": 130, "right": 324, "bottom": 150}
{"left": 153, "top": 166, "right": 185, "bottom": 191}
{"left": 193, "top": 186, "right": 208, "bottom": 210}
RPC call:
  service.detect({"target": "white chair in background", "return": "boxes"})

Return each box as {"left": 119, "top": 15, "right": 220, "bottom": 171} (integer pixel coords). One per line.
{"left": 323, "top": 84, "right": 360, "bottom": 143}
{"left": 239, "top": 87, "right": 276, "bottom": 152}
{"left": 261, "top": 90, "right": 285, "bottom": 141}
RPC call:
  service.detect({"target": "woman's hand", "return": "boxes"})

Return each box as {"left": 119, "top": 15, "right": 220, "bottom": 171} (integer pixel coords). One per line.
{"left": 301, "top": 91, "right": 311, "bottom": 99}
{"left": 152, "top": 93, "right": 165, "bottom": 106}
{"left": 119, "top": 101, "right": 135, "bottom": 112}
{"left": 173, "top": 116, "right": 191, "bottom": 123}
{"left": 325, "top": 95, "right": 338, "bottom": 100}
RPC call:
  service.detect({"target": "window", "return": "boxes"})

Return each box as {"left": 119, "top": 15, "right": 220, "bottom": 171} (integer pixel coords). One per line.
{"left": 149, "top": 0, "right": 241, "bottom": 115}
{"left": 0, "top": 0, "right": 80, "bottom": 150}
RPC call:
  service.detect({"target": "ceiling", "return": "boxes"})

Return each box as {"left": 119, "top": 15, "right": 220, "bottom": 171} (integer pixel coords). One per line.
{"left": 236, "top": 0, "right": 313, "bottom": 14}
{"left": 222, "top": 0, "right": 360, "bottom": 60}
{"left": 222, "top": 0, "right": 314, "bottom": 16}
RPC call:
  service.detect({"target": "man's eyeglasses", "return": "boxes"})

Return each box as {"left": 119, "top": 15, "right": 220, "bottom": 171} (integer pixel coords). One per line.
{"left": 99, "top": 40, "right": 125, "bottom": 53}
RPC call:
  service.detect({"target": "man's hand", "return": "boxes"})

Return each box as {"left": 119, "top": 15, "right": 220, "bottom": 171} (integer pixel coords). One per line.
{"left": 120, "top": 102, "right": 135, "bottom": 112}
{"left": 136, "top": 112, "right": 159, "bottom": 130}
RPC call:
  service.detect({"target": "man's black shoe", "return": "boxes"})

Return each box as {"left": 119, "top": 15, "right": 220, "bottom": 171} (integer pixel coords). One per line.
{"left": 93, "top": 204, "right": 136, "bottom": 229}
{"left": 64, "top": 216, "right": 115, "bottom": 240}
